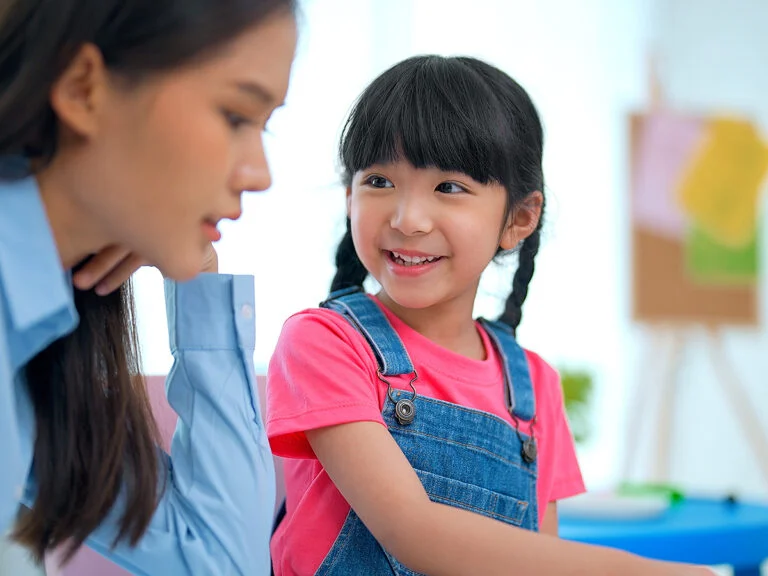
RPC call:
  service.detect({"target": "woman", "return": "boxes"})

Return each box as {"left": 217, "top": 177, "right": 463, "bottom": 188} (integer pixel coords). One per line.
{"left": 0, "top": 0, "right": 297, "bottom": 574}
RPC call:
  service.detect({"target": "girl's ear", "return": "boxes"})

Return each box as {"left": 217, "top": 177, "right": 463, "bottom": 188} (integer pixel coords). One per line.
{"left": 499, "top": 191, "right": 543, "bottom": 251}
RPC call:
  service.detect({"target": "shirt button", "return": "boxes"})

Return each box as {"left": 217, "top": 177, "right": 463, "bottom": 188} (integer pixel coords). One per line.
{"left": 240, "top": 304, "right": 254, "bottom": 319}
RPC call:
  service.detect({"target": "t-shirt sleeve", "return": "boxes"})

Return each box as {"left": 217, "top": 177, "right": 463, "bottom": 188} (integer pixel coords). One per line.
{"left": 527, "top": 352, "right": 587, "bottom": 503}
{"left": 548, "top": 395, "right": 587, "bottom": 501}
{"left": 266, "top": 308, "right": 386, "bottom": 459}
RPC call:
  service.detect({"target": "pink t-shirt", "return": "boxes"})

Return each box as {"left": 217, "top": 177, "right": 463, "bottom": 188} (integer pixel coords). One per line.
{"left": 267, "top": 297, "right": 585, "bottom": 576}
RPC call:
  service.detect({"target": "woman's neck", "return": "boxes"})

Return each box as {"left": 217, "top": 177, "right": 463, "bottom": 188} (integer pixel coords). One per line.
{"left": 35, "top": 157, "right": 108, "bottom": 270}
{"left": 376, "top": 289, "right": 486, "bottom": 361}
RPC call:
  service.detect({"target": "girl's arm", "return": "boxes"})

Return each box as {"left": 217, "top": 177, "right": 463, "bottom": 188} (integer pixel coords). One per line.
{"left": 541, "top": 503, "right": 559, "bottom": 536}
{"left": 308, "top": 421, "right": 709, "bottom": 576}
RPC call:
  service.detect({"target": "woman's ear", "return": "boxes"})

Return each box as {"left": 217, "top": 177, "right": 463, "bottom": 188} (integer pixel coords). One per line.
{"left": 499, "top": 191, "right": 543, "bottom": 250}
{"left": 49, "top": 43, "right": 109, "bottom": 140}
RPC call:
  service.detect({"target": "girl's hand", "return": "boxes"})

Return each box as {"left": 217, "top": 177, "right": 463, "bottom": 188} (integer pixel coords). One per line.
{"left": 73, "top": 244, "right": 218, "bottom": 295}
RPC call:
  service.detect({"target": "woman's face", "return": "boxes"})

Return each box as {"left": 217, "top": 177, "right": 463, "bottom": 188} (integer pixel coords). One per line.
{"left": 49, "top": 11, "right": 297, "bottom": 279}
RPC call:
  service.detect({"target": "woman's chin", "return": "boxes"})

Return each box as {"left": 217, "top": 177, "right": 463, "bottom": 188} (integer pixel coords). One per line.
{"left": 153, "top": 249, "right": 205, "bottom": 283}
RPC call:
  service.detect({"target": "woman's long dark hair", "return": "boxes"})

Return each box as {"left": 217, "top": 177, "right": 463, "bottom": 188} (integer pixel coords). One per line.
{"left": 332, "top": 56, "right": 545, "bottom": 334}
{"left": 0, "top": 0, "right": 295, "bottom": 562}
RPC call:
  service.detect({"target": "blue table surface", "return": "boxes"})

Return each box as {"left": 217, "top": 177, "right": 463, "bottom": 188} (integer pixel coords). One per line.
{"left": 559, "top": 498, "right": 768, "bottom": 569}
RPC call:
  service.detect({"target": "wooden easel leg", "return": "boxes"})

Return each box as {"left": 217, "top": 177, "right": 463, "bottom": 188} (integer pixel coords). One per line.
{"left": 621, "top": 329, "right": 684, "bottom": 482}
{"left": 653, "top": 330, "right": 685, "bottom": 481}
{"left": 621, "top": 329, "right": 659, "bottom": 480}
{"left": 707, "top": 329, "right": 768, "bottom": 488}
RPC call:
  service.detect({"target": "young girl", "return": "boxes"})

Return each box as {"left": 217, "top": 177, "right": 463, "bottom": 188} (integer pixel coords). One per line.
{"left": 0, "top": 0, "right": 296, "bottom": 573}
{"left": 267, "top": 56, "right": 709, "bottom": 575}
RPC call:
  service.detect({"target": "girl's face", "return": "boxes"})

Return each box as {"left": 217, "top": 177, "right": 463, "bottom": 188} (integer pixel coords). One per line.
{"left": 44, "top": 11, "right": 297, "bottom": 279}
{"left": 349, "top": 161, "right": 538, "bottom": 314}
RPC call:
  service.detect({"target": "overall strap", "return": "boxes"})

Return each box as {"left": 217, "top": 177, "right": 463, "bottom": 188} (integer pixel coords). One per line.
{"left": 477, "top": 318, "right": 536, "bottom": 422}
{"left": 321, "top": 287, "right": 414, "bottom": 377}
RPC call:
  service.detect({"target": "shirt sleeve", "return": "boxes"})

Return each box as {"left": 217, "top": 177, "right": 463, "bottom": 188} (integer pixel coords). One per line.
{"left": 266, "top": 308, "right": 386, "bottom": 459}
{"left": 548, "top": 396, "right": 587, "bottom": 502}
{"left": 527, "top": 353, "right": 586, "bottom": 505}
{"left": 84, "top": 273, "right": 275, "bottom": 576}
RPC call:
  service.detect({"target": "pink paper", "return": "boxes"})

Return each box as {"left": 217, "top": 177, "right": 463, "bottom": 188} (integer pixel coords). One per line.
{"left": 632, "top": 111, "right": 705, "bottom": 238}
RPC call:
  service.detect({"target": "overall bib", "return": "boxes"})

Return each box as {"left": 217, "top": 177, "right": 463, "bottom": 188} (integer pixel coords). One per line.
{"left": 315, "top": 288, "right": 539, "bottom": 575}
{"left": 271, "top": 288, "right": 539, "bottom": 575}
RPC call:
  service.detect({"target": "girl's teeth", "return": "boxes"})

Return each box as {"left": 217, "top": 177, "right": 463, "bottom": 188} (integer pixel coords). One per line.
{"left": 391, "top": 251, "right": 439, "bottom": 266}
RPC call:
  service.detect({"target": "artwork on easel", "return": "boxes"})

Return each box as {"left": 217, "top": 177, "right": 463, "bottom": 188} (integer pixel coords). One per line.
{"left": 624, "top": 108, "right": 768, "bottom": 486}
{"left": 630, "top": 111, "right": 768, "bottom": 326}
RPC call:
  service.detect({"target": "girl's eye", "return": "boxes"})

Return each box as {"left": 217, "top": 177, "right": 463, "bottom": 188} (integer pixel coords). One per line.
{"left": 436, "top": 181, "right": 467, "bottom": 194}
{"left": 365, "top": 175, "right": 394, "bottom": 188}
{"left": 222, "top": 110, "right": 252, "bottom": 130}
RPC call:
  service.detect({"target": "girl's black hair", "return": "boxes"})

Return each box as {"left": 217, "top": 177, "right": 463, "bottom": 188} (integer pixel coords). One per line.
{"left": 331, "top": 55, "right": 545, "bottom": 334}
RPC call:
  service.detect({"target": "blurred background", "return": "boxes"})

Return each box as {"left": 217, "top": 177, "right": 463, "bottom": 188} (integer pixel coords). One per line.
{"left": 133, "top": 0, "right": 768, "bottom": 499}
{"left": 144, "top": 0, "right": 768, "bottom": 497}
{"left": 5, "top": 0, "right": 767, "bottom": 574}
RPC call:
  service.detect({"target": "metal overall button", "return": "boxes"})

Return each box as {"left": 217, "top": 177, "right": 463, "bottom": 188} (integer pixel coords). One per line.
{"left": 522, "top": 437, "right": 538, "bottom": 464}
{"left": 511, "top": 412, "right": 538, "bottom": 464}
{"left": 394, "top": 397, "right": 416, "bottom": 425}
{"left": 379, "top": 370, "right": 419, "bottom": 426}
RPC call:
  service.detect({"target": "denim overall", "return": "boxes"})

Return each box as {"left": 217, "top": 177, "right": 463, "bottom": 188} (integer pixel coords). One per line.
{"left": 309, "top": 287, "right": 539, "bottom": 575}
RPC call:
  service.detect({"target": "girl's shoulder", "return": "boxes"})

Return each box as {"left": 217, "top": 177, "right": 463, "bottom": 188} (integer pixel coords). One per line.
{"left": 521, "top": 348, "right": 565, "bottom": 405}
{"left": 274, "top": 305, "right": 378, "bottom": 370}
{"left": 522, "top": 348, "right": 558, "bottom": 382}
{"left": 279, "top": 305, "right": 361, "bottom": 343}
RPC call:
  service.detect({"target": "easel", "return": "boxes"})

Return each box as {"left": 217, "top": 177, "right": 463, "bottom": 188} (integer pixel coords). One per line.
{"left": 621, "top": 60, "right": 768, "bottom": 487}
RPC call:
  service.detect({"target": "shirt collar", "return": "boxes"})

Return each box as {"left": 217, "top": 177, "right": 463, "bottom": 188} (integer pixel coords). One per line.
{"left": 0, "top": 168, "right": 78, "bottom": 368}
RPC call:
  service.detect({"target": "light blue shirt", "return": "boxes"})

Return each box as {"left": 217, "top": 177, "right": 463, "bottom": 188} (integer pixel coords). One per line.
{"left": 0, "top": 175, "right": 275, "bottom": 575}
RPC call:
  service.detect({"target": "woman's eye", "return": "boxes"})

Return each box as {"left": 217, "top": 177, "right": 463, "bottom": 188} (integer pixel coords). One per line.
{"left": 436, "top": 181, "right": 467, "bottom": 194}
{"left": 365, "top": 175, "right": 393, "bottom": 188}
{"left": 222, "top": 110, "right": 252, "bottom": 130}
